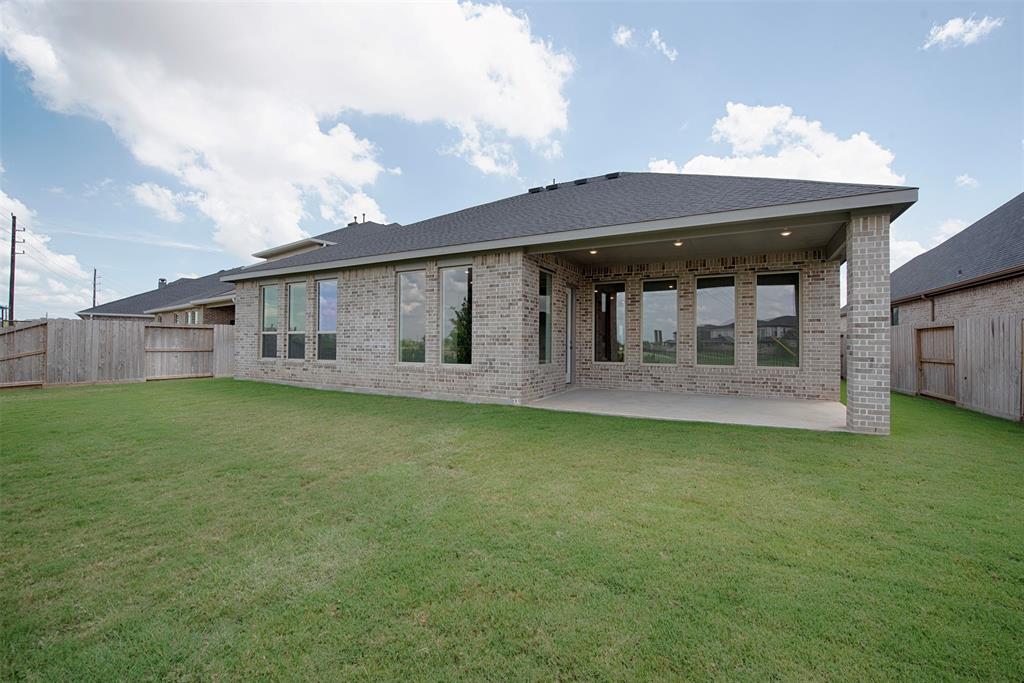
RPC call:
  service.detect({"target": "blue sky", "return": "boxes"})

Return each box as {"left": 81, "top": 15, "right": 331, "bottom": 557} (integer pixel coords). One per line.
{"left": 1, "top": 1, "right": 1020, "bottom": 318}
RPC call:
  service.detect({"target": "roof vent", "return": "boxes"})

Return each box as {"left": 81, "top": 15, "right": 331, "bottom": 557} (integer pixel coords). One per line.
{"left": 573, "top": 178, "right": 588, "bottom": 185}
{"left": 157, "top": 278, "right": 167, "bottom": 289}
{"left": 528, "top": 186, "right": 543, "bottom": 194}
{"left": 545, "top": 183, "right": 559, "bottom": 191}
{"left": 604, "top": 172, "right": 621, "bottom": 180}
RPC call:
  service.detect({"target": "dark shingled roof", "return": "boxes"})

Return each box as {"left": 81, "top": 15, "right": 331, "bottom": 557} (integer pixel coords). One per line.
{"left": 78, "top": 266, "right": 246, "bottom": 317}
{"left": 228, "top": 172, "right": 913, "bottom": 277}
{"left": 891, "top": 193, "right": 1024, "bottom": 302}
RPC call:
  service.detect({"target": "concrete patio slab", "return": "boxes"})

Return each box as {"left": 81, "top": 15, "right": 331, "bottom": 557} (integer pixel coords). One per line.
{"left": 527, "top": 388, "right": 848, "bottom": 432}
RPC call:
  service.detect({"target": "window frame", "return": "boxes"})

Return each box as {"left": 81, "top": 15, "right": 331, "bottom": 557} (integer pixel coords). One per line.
{"left": 640, "top": 278, "right": 678, "bottom": 365}
{"left": 695, "top": 274, "right": 737, "bottom": 367}
{"left": 260, "top": 284, "right": 279, "bottom": 359}
{"left": 592, "top": 280, "right": 627, "bottom": 364}
{"left": 316, "top": 278, "right": 338, "bottom": 362}
{"left": 286, "top": 280, "right": 306, "bottom": 360}
{"left": 755, "top": 270, "right": 801, "bottom": 369}
{"left": 397, "top": 269, "right": 427, "bottom": 364}
{"left": 440, "top": 265, "right": 473, "bottom": 365}
{"left": 891, "top": 306, "right": 900, "bottom": 326}
{"left": 538, "top": 270, "right": 553, "bottom": 364}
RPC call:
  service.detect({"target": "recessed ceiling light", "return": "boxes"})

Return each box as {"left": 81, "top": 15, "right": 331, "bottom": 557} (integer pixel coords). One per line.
{"left": 589, "top": 249, "right": 598, "bottom": 255}
{"left": 673, "top": 240, "right": 683, "bottom": 247}
{"left": 780, "top": 230, "right": 792, "bottom": 237}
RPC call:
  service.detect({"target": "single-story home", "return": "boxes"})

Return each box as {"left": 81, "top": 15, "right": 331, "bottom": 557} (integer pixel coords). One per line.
{"left": 77, "top": 268, "right": 244, "bottom": 324}
{"left": 223, "top": 172, "right": 917, "bottom": 434}
{"left": 76, "top": 223, "right": 385, "bottom": 324}
{"left": 890, "top": 193, "right": 1022, "bottom": 324}
{"left": 885, "top": 193, "right": 1023, "bottom": 419}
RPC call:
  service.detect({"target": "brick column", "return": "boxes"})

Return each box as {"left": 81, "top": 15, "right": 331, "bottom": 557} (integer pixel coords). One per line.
{"left": 846, "top": 213, "right": 891, "bottom": 434}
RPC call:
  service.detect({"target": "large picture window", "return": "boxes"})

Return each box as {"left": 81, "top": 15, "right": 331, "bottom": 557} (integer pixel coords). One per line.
{"left": 757, "top": 273, "right": 799, "bottom": 367}
{"left": 317, "top": 279, "right": 337, "bottom": 361}
{"left": 287, "top": 282, "right": 306, "bottom": 359}
{"left": 642, "top": 280, "right": 676, "bottom": 363}
{"left": 441, "top": 267, "right": 472, "bottom": 364}
{"left": 539, "top": 271, "right": 552, "bottom": 363}
{"left": 260, "top": 285, "right": 278, "bottom": 358}
{"left": 696, "top": 276, "right": 735, "bottom": 365}
{"left": 594, "top": 282, "right": 625, "bottom": 362}
{"left": 399, "top": 271, "right": 426, "bottom": 362}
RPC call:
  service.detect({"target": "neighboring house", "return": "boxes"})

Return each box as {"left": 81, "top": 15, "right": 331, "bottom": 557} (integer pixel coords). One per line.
{"left": 77, "top": 268, "right": 245, "bottom": 324}
{"left": 885, "top": 193, "right": 1023, "bottom": 420}
{"left": 75, "top": 222, "right": 372, "bottom": 323}
{"left": 223, "top": 172, "right": 916, "bottom": 434}
{"left": 890, "top": 193, "right": 1023, "bottom": 325}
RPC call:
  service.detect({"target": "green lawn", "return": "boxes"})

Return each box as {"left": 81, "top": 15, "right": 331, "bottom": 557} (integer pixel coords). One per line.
{"left": 2, "top": 380, "right": 1022, "bottom": 680}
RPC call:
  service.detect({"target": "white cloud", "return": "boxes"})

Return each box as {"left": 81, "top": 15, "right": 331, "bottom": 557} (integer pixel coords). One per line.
{"left": 650, "top": 102, "right": 905, "bottom": 184}
{"left": 890, "top": 233, "right": 928, "bottom": 271}
{"left": 954, "top": 173, "right": 979, "bottom": 189}
{"left": 131, "top": 182, "right": 186, "bottom": 222}
{"left": 923, "top": 16, "right": 1004, "bottom": 49}
{"left": 612, "top": 25, "right": 634, "bottom": 47}
{"left": 44, "top": 228, "right": 221, "bottom": 253}
{"left": 1, "top": 2, "right": 573, "bottom": 258}
{"left": 648, "top": 30, "right": 678, "bottom": 62}
{"left": 890, "top": 218, "right": 969, "bottom": 271}
{"left": 386, "top": 167, "right": 403, "bottom": 176}
{"left": 0, "top": 188, "right": 96, "bottom": 319}
{"left": 935, "top": 218, "right": 967, "bottom": 241}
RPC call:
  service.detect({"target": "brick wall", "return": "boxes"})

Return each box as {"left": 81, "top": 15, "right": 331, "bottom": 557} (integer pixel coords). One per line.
{"left": 235, "top": 247, "right": 843, "bottom": 406}
{"left": 570, "top": 250, "right": 840, "bottom": 401}
{"left": 235, "top": 250, "right": 529, "bottom": 403}
{"left": 200, "top": 305, "right": 235, "bottom": 325}
{"left": 846, "top": 213, "right": 891, "bottom": 434}
{"left": 893, "top": 275, "right": 1024, "bottom": 326}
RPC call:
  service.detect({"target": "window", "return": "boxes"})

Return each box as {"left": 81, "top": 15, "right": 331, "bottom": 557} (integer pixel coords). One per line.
{"left": 287, "top": 282, "right": 306, "bottom": 359}
{"left": 642, "top": 280, "right": 677, "bottom": 364}
{"left": 696, "top": 276, "right": 736, "bottom": 365}
{"left": 441, "top": 267, "right": 472, "bottom": 364}
{"left": 260, "top": 285, "right": 278, "bottom": 358}
{"left": 538, "top": 271, "right": 552, "bottom": 363}
{"left": 173, "top": 313, "right": 180, "bottom": 324}
{"left": 594, "top": 282, "right": 625, "bottom": 362}
{"left": 317, "top": 279, "right": 337, "bottom": 361}
{"left": 757, "top": 273, "right": 799, "bottom": 367}
{"left": 891, "top": 306, "right": 900, "bottom": 326}
{"left": 398, "top": 271, "right": 426, "bottom": 362}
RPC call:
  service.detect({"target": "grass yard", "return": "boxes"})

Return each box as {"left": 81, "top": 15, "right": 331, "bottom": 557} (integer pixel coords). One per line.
{"left": 2, "top": 379, "right": 1022, "bottom": 680}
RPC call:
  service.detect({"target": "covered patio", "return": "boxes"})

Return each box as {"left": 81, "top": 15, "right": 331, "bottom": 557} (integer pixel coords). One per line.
{"left": 523, "top": 185, "right": 916, "bottom": 434}
{"left": 527, "top": 388, "right": 848, "bottom": 432}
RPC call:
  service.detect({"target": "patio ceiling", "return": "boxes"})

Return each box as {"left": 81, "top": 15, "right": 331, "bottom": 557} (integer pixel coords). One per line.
{"left": 530, "top": 211, "right": 849, "bottom": 267}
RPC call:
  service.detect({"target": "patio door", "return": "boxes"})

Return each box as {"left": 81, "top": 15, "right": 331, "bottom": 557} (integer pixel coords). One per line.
{"left": 565, "top": 287, "right": 574, "bottom": 384}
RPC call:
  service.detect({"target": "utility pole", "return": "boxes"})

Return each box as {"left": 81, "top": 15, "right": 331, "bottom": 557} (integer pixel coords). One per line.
{"left": 92, "top": 268, "right": 97, "bottom": 308}
{"left": 8, "top": 214, "right": 24, "bottom": 323}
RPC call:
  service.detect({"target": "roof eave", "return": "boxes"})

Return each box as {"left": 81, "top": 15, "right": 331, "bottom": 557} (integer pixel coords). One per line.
{"left": 223, "top": 188, "right": 918, "bottom": 282}
{"left": 75, "top": 311, "right": 154, "bottom": 319}
{"left": 251, "top": 238, "right": 334, "bottom": 259}
{"left": 891, "top": 263, "right": 1024, "bottom": 305}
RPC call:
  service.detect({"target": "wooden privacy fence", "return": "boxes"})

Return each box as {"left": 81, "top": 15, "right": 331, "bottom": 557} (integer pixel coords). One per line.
{"left": 891, "top": 312, "right": 1024, "bottom": 421}
{"left": 0, "top": 320, "right": 234, "bottom": 388}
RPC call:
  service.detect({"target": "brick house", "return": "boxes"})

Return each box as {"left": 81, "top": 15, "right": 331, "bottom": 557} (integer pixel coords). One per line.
{"left": 889, "top": 193, "right": 1023, "bottom": 325}
{"left": 77, "top": 268, "right": 245, "bottom": 324}
{"left": 223, "top": 172, "right": 917, "bottom": 434}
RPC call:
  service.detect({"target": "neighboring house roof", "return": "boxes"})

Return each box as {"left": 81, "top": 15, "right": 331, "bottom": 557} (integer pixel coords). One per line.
{"left": 225, "top": 172, "right": 916, "bottom": 281}
{"left": 757, "top": 315, "right": 798, "bottom": 328}
{"left": 77, "top": 267, "right": 246, "bottom": 318}
{"left": 890, "top": 193, "right": 1024, "bottom": 303}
